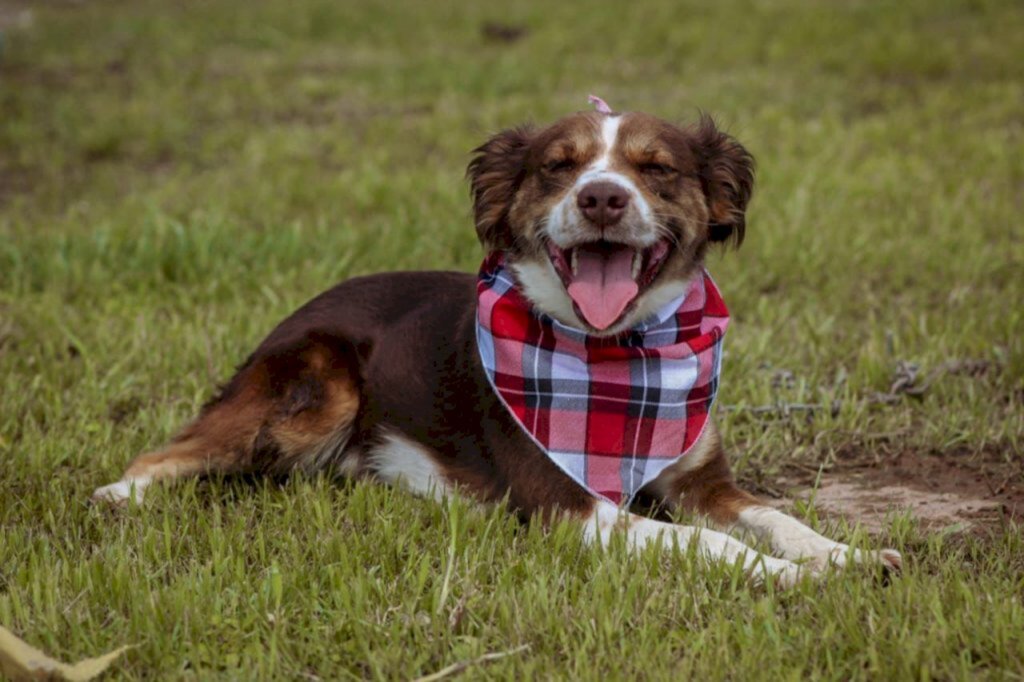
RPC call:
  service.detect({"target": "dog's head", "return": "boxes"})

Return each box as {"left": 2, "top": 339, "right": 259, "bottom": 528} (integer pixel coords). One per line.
{"left": 467, "top": 109, "right": 754, "bottom": 334}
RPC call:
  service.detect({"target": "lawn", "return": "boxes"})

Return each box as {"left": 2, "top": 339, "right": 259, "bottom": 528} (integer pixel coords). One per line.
{"left": 1, "top": 0, "right": 1023, "bottom": 679}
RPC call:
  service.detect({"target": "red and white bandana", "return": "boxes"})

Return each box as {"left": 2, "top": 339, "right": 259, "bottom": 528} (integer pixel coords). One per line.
{"left": 476, "top": 253, "right": 729, "bottom": 506}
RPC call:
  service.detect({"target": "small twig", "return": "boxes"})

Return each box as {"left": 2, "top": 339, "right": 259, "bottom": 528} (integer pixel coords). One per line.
{"left": 751, "top": 482, "right": 786, "bottom": 498}
{"left": 412, "top": 644, "right": 531, "bottom": 682}
{"left": 448, "top": 593, "right": 470, "bottom": 630}
{"left": 60, "top": 588, "right": 89, "bottom": 616}
{"left": 837, "top": 428, "right": 912, "bottom": 441}
{"left": 889, "top": 360, "right": 922, "bottom": 396}
{"left": 720, "top": 402, "right": 827, "bottom": 415}
{"left": 887, "top": 358, "right": 992, "bottom": 399}
{"left": 984, "top": 473, "right": 1012, "bottom": 498}
{"left": 789, "top": 461, "right": 833, "bottom": 475}
{"left": 721, "top": 357, "right": 994, "bottom": 421}
{"left": 866, "top": 392, "right": 902, "bottom": 405}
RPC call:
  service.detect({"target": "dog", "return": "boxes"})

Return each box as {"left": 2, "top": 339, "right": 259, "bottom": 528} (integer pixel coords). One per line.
{"left": 93, "top": 102, "right": 901, "bottom": 585}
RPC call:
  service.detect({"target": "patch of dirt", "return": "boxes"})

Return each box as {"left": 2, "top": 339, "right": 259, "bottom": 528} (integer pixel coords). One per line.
{"left": 764, "top": 445, "right": 1023, "bottom": 533}
{"left": 481, "top": 22, "right": 529, "bottom": 44}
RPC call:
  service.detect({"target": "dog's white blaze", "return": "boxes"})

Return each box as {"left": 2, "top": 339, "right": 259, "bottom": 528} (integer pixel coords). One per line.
{"left": 92, "top": 475, "right": 152, "bottom": 504}
{"left": 591, "top": 115, "right": 622, "bottom": 172}
{"left": 544, "top": 114, "right": 656, "bottom": 250}
{"left": 369, "top": 433, "right": 450, "bottom": 500}
{"left": 574, "top": 115, "right": 655, "bottom": 231}
{"left": 582, "top": 500, "right": 805, "bottom": 585}
{"left": 527, "top": 114, "right": 692, "bottom": 334}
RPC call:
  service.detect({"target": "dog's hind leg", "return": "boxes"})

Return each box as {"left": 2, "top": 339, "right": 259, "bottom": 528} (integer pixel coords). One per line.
{"left": 92, "top": 332, "right": 361, "bottom": 505}
{"left": 643, "top": 422, "right": 902, "bottom": 573}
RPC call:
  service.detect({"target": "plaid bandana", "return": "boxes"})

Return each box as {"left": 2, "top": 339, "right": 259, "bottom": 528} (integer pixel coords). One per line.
{"left": 475, "top": 253, "right": 729, "bottom": 506}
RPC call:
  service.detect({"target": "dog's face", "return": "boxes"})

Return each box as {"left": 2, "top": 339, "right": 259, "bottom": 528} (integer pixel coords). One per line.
{"left": 468, "top": 110, "right": 754, "bottom": 334}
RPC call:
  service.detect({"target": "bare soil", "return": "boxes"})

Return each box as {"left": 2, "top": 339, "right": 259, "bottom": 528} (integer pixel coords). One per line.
{"left": 764, "top": 445, "right": 1023, "bottom": 533}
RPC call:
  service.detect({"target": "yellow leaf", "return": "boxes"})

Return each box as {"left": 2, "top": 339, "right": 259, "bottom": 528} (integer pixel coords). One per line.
{"left": 0, "top": 626, "right": 130, "bottom": 681}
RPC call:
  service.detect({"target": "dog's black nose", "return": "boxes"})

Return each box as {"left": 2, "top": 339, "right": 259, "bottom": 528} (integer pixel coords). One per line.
{"left": 577, "top": 181, "right": 629, "bottom": 228}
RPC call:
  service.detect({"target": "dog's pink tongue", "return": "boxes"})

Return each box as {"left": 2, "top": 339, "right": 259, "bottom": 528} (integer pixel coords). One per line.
{"left": 567, "top": 247, "right": 639, "bottom": 330}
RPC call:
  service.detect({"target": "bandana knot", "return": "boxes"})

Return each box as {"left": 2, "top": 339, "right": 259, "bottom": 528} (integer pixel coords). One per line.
{"left": 475, "top": 253, "right": 729, "bottom": 505}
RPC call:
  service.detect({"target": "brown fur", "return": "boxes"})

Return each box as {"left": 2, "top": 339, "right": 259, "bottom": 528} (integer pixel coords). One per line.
{"left": 647, "top": 448, "right": 760, "bottom": 527}
{"left": 97, "top": 109, "right": 905, "bottom": 579}
{"left": 467, "top": 125, "right": 536, "bottom": 251}
{"left": 105, "top": 110, "right": 760, "bottom": 527}
{"left": 468, "top": 111, "right": 754, "bottom": 262}
{"left": 690, "top": 114, "right": 755, "bottom": 246}
{"left": 122, "top": 334, "right": 362, "bottom": 485}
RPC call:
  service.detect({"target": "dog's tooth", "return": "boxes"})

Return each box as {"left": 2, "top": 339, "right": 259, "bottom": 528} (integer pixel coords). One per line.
{"left": 571, "top": 248, "right": 579, "bottom": 276}
{"left": 631, "top": 250, "right": 641, "bottom": 279}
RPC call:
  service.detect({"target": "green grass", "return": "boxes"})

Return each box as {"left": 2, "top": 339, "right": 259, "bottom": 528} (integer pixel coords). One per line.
{"left": 1, "top": 0, "right": 1023, "bottom": 678}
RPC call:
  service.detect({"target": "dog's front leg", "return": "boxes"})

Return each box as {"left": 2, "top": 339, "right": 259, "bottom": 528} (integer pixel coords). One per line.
{"left": 730, "top": 505, "right": 903, "bottom": 572}
{"left": 644, "top": 423, "right": 902, "bottom": 573}
{"left": 580, "top": 500, "right": 808, "bottom": 586}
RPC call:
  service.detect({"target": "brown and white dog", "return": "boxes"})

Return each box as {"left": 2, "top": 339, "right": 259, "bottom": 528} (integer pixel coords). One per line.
{"left": 94, "top": 107, "right": 901, "bottom": 584}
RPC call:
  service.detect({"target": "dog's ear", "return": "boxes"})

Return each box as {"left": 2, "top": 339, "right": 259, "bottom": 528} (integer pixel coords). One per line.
{"left": 691, "top": 115, "right": 755, "bottom": 247}
{"left": 466, "top": 125, "right": 534, "bottom": 250}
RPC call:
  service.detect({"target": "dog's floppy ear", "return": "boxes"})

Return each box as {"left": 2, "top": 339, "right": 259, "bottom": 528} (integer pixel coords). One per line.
{"left": 691, "top": 115, "right": 755, "bottom": 247}
{"left": 466, "top": 125, "right": 534, "bottom": 250}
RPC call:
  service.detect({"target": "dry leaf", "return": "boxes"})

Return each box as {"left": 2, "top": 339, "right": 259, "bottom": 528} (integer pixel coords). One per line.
{"left": 0, "top": 626, "right": 130, "bottom": 681}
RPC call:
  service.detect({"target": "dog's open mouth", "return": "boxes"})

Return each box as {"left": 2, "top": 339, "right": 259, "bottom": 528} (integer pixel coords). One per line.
{"left": 546, "top": 239, "right": 671, "bottom": 330}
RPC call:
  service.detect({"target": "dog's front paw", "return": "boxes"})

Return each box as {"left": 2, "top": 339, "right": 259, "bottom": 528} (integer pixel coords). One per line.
{"left": 91, "top": 479, "right": 147, "bottom": 506}
{"left": 826, "top": 545, "right": 902, "bottom": 574}
{"left": 877, "top": 548, "right": 903, "bottom": 573}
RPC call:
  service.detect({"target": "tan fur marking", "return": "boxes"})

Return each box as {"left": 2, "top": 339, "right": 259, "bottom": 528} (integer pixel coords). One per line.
{"left": 270, "top": 375, "right": 360, "bottom": 472}
{"left": 96, "top": 340, "right": 362, "bottom": 503}
{"left": 640, "top": 421, "right": 760, "bottom": 525}
{"left": 124, "top": 442, "right": 224, "bottom": 481}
